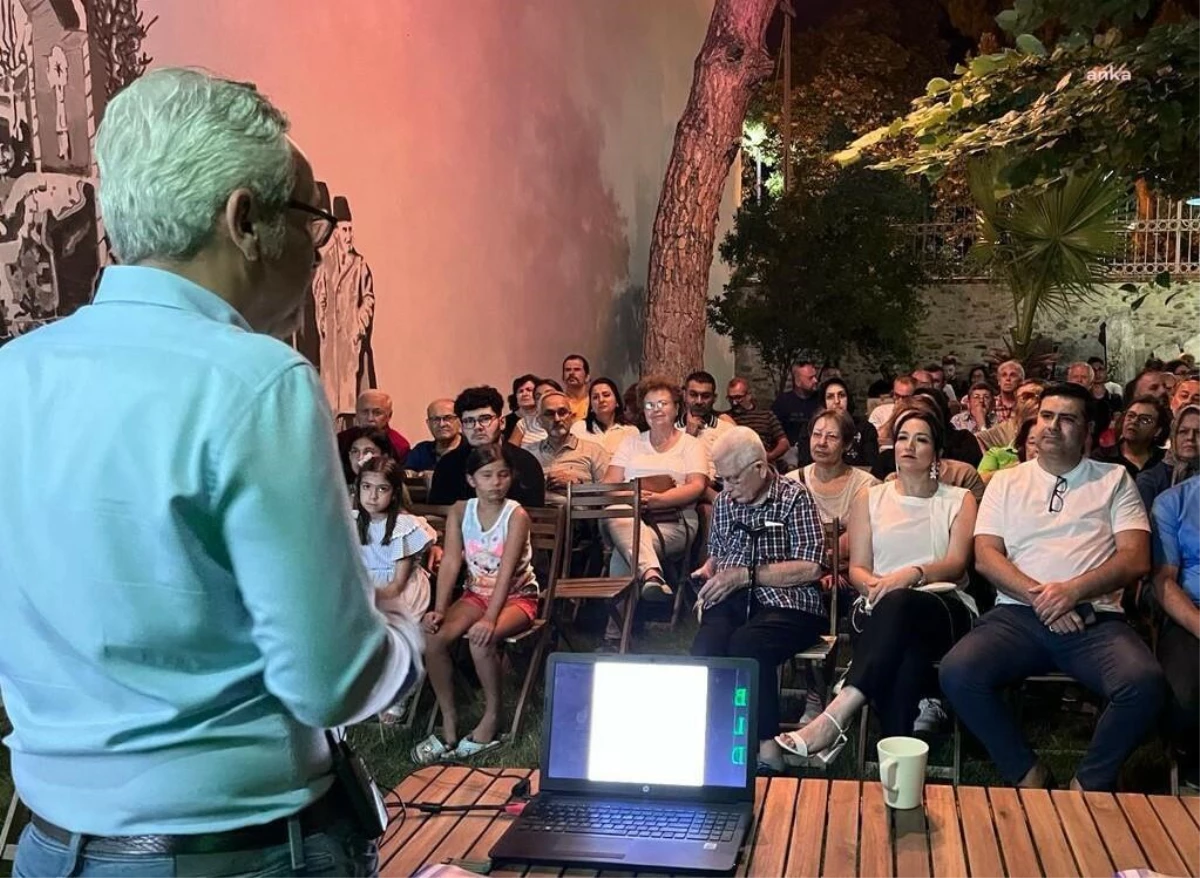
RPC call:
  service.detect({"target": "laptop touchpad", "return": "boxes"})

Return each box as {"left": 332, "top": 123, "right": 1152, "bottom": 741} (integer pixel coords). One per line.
{"left": 555, "top": 839, "right": 627, "bottom": 859}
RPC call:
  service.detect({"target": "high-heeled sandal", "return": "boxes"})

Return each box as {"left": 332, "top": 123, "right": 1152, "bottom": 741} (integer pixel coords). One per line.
{"left": 774, "top": 711, "right": 848, "bottom": 765}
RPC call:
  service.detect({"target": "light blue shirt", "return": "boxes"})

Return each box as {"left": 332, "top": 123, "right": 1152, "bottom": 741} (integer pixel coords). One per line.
{"left": 1152, "top": 477, "right": 1200, "bottom": 605}
{"left": 0, "top": 266, "right": 421, "bottom": 835}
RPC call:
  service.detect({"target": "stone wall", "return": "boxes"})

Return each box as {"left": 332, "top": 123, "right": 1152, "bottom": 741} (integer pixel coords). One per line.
{"left": 733, "top": 280, "right": 1200, "bottom": 402}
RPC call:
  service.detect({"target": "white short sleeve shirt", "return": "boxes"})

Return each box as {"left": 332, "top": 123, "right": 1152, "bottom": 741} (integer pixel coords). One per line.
{"left": 611, "top": 430, "right": 710, "bottom": 488}
{"left": 975, "top": 458, "right": 1149, "bottom": 612}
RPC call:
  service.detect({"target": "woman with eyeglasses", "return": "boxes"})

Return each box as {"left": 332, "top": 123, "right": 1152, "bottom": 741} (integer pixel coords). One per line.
{"left": 571, "top": 377, "right": 638, "bottom": 455}
{"left": 776, "top": 409, "right": 977, "bottom": 762}
{"left": 1094, "top": 395, "right": 1170, "bottom": 478}
{"left": 601, "top": 376, "right": 710, "bottom": 648}
{"left": 1137, "top": 404, "right": 1199, "bottom": 510}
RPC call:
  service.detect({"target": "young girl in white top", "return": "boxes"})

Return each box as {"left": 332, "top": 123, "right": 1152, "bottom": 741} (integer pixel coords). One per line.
{"left": 777, "top": 409, "right": 977, "bottom": 763}
{"left": 413, "top": 443, "right": 539, "bottom": 763}
{"left": 356, "top": 456, "right": 437, "bottom": 619}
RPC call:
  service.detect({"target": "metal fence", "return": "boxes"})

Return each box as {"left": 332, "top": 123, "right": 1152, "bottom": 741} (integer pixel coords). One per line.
{"left": 907, "top": 196, "right": 1200, "bottom": 281}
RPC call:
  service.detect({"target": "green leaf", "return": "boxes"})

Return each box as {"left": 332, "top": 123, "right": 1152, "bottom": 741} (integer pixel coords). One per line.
{"left": 1016, "top": 34, "right": 1047, "bottom": 57}
{"left": 950, "top": 91, "right": 965, "bottom": 110}
{"left": 996, "top": 9, "right": 1020, "bottom": 31}
{"left": 1118, "top": 283, "right": 1139, "bottom": 293}
{"left": 1130, "top": 293, "right": 1149, "bottom": 311}
{"left": 926, "top": 77, "right": 951, "bottom": 95}
{"left": 1154, "top": 271, "right": 1172, "bottom": 287}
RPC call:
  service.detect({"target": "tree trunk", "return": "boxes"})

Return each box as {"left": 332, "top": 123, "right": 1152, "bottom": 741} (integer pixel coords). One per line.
{"left": 640, "top": 0, "right": 777, "bottom": 380}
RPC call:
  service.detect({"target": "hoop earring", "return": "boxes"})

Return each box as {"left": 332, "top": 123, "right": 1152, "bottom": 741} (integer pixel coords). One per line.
{"left": 930, "top": 459, "right": 940, "bottom": 481}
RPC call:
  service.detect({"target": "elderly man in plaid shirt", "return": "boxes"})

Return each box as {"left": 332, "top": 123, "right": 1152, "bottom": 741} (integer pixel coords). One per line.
{"left": 690, "top": 426, "right": 827, "bottom": 774}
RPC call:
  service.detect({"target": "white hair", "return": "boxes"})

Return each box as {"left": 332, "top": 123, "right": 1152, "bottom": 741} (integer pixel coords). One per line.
{"left": 998, "top": 359, "right": 1026, "bottom": 380}
{"left": 711, "top": 426, "right": 766, "bottom": 471}
{"left": 96, "top": 68, "right": 294, "bottom": 264}
{"left": 1067, "top": 361, "right": 1094, "bottom": 385}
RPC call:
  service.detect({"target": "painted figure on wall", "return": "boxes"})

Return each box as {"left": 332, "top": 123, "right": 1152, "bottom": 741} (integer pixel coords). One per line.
{"left": 312, "top": 195, "right": 375, "bottom": 418}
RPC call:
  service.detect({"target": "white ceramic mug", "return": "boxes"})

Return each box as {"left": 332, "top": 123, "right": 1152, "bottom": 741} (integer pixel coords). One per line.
{"left": 877, "top": 736, "right": 929, "bottom": 809}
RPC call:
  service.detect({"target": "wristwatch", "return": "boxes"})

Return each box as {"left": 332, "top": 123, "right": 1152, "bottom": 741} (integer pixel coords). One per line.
{"left": 913, "top": 566, "right": 927, "bottom": 587}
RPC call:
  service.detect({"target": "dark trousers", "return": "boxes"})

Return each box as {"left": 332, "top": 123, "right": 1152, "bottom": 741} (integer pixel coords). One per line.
{"left": 846, "top": 589, "right": 973, "bottom": 738}
{"left": 691, "top": 595, "right": 825, "bottom": 742}
{"left": 1158, "top": 619, "right": 1199, "bottom": 778}
{"left": 939, "top": 604, "right": 1165, "bottom": 790}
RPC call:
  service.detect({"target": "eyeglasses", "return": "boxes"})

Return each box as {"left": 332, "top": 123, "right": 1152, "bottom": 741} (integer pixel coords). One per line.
{"left": 461, "top": 414, "right": 497, "bottom": 429}
{"left": 1017, "top": 391, "right": 1043, "bottom": 402}
{"left": 287, "top": 199, "right": 339, "bottom": 248}
{"left": 1048, "top": 475, "right": 1068, "bottom": 514}
{"left": 1126, "top": 413, "right": 1157, "bottom": 427}
{"left": 643, "top": 400, "right": 672, "bottom": 411}
{"left": 427, "top": 414, "right": 458, "bottom": 424}
{"left": 721, "top": 460, "right": 763, "bottom": 485}
{"left": 541, "top": 407, "right": 572, "bottom": 420}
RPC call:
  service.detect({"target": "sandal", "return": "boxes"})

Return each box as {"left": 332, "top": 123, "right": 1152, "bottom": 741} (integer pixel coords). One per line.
{"left": 454, "top": 736, "right": 501, "bottom": 759}
{"left": 410, "top": 734, "right": 454, "bottom": 765}
{"left": 775, "top": 711, "right": 848, "bottom": 765}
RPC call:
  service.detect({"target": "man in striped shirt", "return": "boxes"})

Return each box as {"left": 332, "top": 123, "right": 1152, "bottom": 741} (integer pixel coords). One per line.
{"left": 726, "top": 377, "right": 790, "bottom": 466}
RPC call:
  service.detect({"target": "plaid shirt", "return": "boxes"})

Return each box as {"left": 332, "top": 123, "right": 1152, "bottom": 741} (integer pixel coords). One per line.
{"left": 707, "top": 473, "right": 826, "bottom": 615}
{"left": 992, "top": 395, "right": 1016, "bottom": 424}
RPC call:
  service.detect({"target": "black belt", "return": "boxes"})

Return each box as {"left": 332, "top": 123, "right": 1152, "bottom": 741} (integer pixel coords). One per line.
{"left": 30, "top": 788, "right": 343, "bottom": 856}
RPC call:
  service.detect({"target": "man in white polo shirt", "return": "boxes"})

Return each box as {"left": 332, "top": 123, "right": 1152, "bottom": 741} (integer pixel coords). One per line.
{"left": 940, "top": 383, "right": 1164, "bottom": 791}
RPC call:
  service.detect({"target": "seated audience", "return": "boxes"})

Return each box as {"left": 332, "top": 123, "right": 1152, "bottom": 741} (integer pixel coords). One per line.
{"left": 406, "top": 398, "right": 463, "bottom": 472}
{"left": 503, "top": 373, "right": 545, "bottom": 448}
{"left": 1067, "top": 361, "right": 1115, "bottom": 446}
{"left": 951, "top": 381, "right": 996, "bottom": 434}
{"left": 939, "top": 383, "right": 1164, "bottom": 791}
{"left": 603, "top": 376, "right": 709, "bottom": 612}
{"left": 868, "top": 374, "right": 917, "bottom": 444}
{"left": 911, "top": 368, "right": 934, "bottom": 387}
{"left": 773, "top": 360, "right": 822, "bottom": 465}
{"left": 978, "top": 415, "right": 1039, "bottom": 484}
{"left": 679, "top": 371, "right": 736, "bottom": 471}
{"left": 690, "top": 428, "right": 827, "bottom": 774}
{"left": 343, "top": 389, "right": 410, "bottom": 464}
{"left": 416, "top": 444, "right": 539, "bottom": 763}
{"left": 927, "top": 363, "right": 958, "bottom": 403}
{"left": 571, "top": 377, "right": 639, "bottom": 454}
{"left": 1088, "top": 356, "right": 1123, "bottom": 403}
{"left": 530, "top": 389, "right": 609, "bottom": 503}
{"left": 942, "top": 354, "right": 966, "bottom": 398}
{"left": 1094, "top": 395, "right": 1169, "bottom": 477}
{"left": 1125, "top": 369, "right": 1170, "bottom": 409}
{"left": 562, "top": 354, "right": 592, "bottom": 421}
{"left": 1151, "top": 475, "right": 1199, "bottom": 789}
{"left": 777, "top": 409, "right": 978, "bottom": 760}
{"left": 975, "top": 378, "right": 1045, "bottom": 451}
{"left": 873, "top": 388, "right": 981, "bottom": 473}
{"left": 338, "top": 426, "right": 397, "bottom": 493}
{"left": 430, "top": 386, "right": 545, "bottom": 507}
{"left": 874, "top": 395, "right": 987, "bottom": 502}
{"left": 809, "top": 377, "right": 878, "bottom": 468}
{"left": 1137, "top": 405, "right": 1199, "bottom": 510}
{"left": 991, "top": 360, "right": 1026, "bottom": 424}
{"left": 867, "top": 363, "right": 895, "bottom": 399}
{"left": 726, "top": 377, "right": 790, "bottom": 465}
{"left": 967, "top": 364, "right": 990, "bottom": 388}
{"left": 1171, "top": 376, "right": 1199, "bottom": 416}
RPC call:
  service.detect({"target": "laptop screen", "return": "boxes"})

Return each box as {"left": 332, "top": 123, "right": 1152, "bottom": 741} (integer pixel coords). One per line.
{"left": 541, "top": 655, "right": 756, "bottom": 799}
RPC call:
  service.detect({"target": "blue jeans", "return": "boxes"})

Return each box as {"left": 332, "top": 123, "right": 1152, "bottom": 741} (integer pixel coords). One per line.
{"left": 14, "top": 816, "right": 378, "bottom": 877}
{"left": 939, "top": 603, "right": 1165, "bottom": 790}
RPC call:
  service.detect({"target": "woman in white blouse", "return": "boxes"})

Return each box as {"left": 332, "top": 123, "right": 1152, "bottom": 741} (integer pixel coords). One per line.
{"left": 603, "top": 376, "right": 709, "bottom": 625}
{"left": 571, "top": 377, "right": 639, "bottom": 455}
{"left": 777, "top": 409, "right": 977, "bottom": 762}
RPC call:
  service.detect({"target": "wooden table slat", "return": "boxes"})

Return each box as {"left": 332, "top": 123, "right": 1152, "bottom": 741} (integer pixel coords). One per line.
{"left": 380, "top": 765, "right": 472, "bottom": 859}
{"left": 1183, "top": 795, "right": 1200, "bottom": 827}
{"left": 1083, "top": 792, "right": 1148, "bottom": 874}
{"left": 785, "top": 779, "right": 829, "bottom": 878}
{"left": 1148, "top": 794, "right": 1200, "bottom": 878}
{"left": 403, "top": 772, "right": 535, "bottom": 873}
{"left": 860, "top": 782, "right": 894, "bottom": 878}
{"left": 957, "top": 787, "right": 1004, "bottom": 878}
{"left": 744, "top": 777, "right": 798, "bottom": 878}
{"left": 1017, "top": 789, "right": 1080, "bottom": 878}
{"left": 1050, "top": 790, "right": 1114, "bottom": 878}
{"left": 925, "top": 784, "right": 967, "bottom": 878}
{"left": 893, "top": 800, "right": 931, "bottom": 878}
{"left": 380, "top": 763, "right": 452, "bottom": 848}
{"left": 822, "top": 780, "right": 861, "bottom": 878}
{"left": 988, "top": 787, "right": 1042, "bottom": 877}
{"left": 735, "top": 778, "right": 771, "bottom": 878}
{"left": 1116, "top": 793, "right": 1191, "bottom": 878}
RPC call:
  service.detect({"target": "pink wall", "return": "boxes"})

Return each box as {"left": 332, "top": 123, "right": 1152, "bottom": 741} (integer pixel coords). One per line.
{"left": 139, "top": 0, "right": 734, "bottom": 438}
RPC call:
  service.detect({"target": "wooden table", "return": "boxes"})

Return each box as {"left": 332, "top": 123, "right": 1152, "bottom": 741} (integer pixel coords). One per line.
{"left": 380, "top": 766, "right": 1200, "bottom": 877}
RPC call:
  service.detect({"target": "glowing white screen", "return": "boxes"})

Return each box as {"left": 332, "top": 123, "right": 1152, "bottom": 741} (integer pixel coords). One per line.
{"left": 585, "top": 662, "right": 707, "bottom": 786}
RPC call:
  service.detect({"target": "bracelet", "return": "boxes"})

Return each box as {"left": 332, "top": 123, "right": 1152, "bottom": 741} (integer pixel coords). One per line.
{"left": 912, "top": 566, "right": 927, "bottom": 587}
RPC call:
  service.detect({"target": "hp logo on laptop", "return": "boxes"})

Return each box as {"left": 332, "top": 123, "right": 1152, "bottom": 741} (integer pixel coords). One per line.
{"left": 642, "top": 785, "right": 650, "bottom": 794}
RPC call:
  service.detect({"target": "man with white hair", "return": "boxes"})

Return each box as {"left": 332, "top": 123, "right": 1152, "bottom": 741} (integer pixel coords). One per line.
{"left": 0, "top": 69, "right": 421, "bottom": 875}
{"left": 690, "top": 427, "right": 826, "bottom": 774}
{"left": 992, "top": 359, "right": 1026, "bottom": 423}
{"left": 341, "top": 388, "right": 411, "bottom": 464}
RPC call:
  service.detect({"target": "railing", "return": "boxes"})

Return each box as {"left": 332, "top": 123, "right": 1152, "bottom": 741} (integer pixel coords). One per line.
{"left": 907, "top": 196, "right": 1200, "bottom": 281}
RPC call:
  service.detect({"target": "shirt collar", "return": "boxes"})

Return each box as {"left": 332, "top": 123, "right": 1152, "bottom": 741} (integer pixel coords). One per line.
{"left": 539, "top": 434, "right": 578, "bottom": 455}
{"left": 92, "top": 265, "right": 252, "bottom": 332}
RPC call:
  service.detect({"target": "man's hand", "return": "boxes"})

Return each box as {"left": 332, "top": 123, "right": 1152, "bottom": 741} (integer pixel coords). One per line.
{"left": 1030, "top": 581, "right": 1079, "bottom": 625}
{"left": 685, "top": 413, "right": 704, "bottom": 437}
{"left": 546, "top": 469, "right": 582, "bottom": 491}
{"left": 690, "top": 559, "right": 716, "bottom": 582}
{"left": 467, "top": 618, "right": 497, "bottom": 648}
{"left": 1048, "top": 610, "right": 1084, "bottom": 635}
{"left": 421, "top": 611, "right": 444, "bottom": 634}
{"left": 696, "top": 567, "right": 748, "bottom": 608}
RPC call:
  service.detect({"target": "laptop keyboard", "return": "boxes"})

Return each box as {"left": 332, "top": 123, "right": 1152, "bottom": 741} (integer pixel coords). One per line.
{"left": 520, "top": 802, "right": 742, "bottom": 842}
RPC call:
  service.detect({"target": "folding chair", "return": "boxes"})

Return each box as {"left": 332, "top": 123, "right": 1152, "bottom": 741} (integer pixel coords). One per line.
{"left": 557, "top": 480, "right": 643, "bottom": 654}
{"left": 1, "top": 793, "right": 29, "bottom": 865}
{"left": 402, "top": 469, "right": 431, "bottom": 505}
{"left": 502, "top": 505, "right": 565, "bottom": 740}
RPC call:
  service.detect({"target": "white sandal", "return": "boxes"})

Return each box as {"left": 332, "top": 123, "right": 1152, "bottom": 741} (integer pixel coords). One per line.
{"left": 453, "top": 736, "right": 501, "bottom": 759}
{"left": 775, "top": 711, "right": 848, "bottom": 765}
{"left": 410, "top": 734, "right": 454, "bottom": 765}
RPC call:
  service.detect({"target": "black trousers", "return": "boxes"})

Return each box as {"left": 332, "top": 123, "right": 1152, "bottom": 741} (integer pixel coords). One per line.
{"left": 1158, "top": 619, "right": 1199, "bottom": 777}
{"left": 847, "top": 589, "right": 973, "bottom": 738}
{"left": 691, "top": 595, "right": 825, "bottom": 743}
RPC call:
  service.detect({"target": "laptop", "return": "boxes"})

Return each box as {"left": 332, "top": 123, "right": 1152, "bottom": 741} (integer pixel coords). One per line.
{"left": 490, "top": 653, "right": 758, "bottom": 874}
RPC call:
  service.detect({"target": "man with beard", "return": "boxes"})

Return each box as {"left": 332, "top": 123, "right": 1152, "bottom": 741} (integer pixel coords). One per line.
{"left": 679, "top": 370, "right": 736, "bottom": 484}
{"left": 529, "top": 389, "right": 609, "bottom": 504}
{"left": 561, "top": 353, "right": 591, "bottom": 421}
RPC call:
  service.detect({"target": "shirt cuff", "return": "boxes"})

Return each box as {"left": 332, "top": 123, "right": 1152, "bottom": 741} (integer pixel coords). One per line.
{"left": 338, "top": 609, "right": 426, "bottom": 725}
